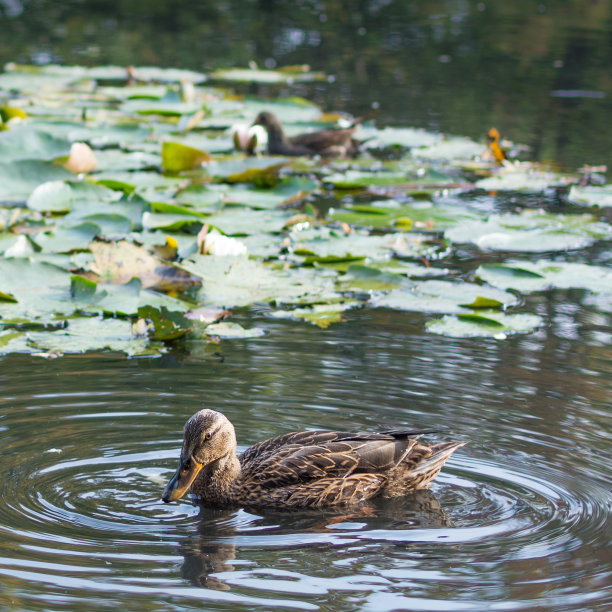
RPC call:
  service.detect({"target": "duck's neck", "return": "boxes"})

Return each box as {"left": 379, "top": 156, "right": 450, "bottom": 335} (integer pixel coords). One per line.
{"left": 265, "top": 121, "right": 291, "bottom": 148}
{"left": 199, "top": 451, "right": 241, "bottom": 497}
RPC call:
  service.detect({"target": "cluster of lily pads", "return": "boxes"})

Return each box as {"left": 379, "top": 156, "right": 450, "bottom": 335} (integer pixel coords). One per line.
{"left": 0, "top": 63, "right": 611, "bottom": 357}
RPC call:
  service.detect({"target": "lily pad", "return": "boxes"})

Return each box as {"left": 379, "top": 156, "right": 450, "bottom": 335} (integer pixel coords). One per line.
{"left": 182, "top": 255, "right": 340, "bottom": 308}
{"left": 370, "top": 280, "right": 517, "bottom": 314}
{"left": 0, "top": 160, "right": 73, "bottom": 203}
{"left": 27, "top": 180, "right": 121, "bottom": 212}
{"left": 330, "top": 200, "right": 482, "bottom": 231}
{"left": 0, "top": 127, "right": 71, "bottom": 162}
{"left": 33, "top": 222, "right": 101, "bottom": 254}
{"left": 209, "top": 66, "right": 326, "bottom": 84}
{"left": 445, "top": 210, "right": 612, "bottom": 252}
{"left": 27, "top": 316, "right": 152, "bottom": 356}
{"left": 337, "top": 264, "right": 409, "bottom": 291}
{"left": 161, "top": 141, "right": 212, "bottom": 172}
{"left": 567, "top": 184, "right": 612, "bottom": 208}
{"left": 476, "top": 260, "right": 612, "bottom": 293}
{"left": 204, "top": 321, "right": 265, "bottom": 339}
{"left": 475, "top": 166, "right": 571, "bottom": 192}
{"left": 269, "top": 301, "right": 358, "bottom": 328}
{"left": 87, "top": 240, "right": 199, "bottom": 291}
{"left": 137, "top": 305, "right": 192, "bottom": 340}
{"left": 426, "top": 312, "right": 542, "bottom": 338}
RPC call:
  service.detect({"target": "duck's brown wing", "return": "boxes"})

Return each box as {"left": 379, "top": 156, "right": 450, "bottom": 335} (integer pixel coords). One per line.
{"left": 239, "top": 431, "right": 425, "bottom": 490}
{"left": 289, "top": 127, "right": 357, "bottom": 153}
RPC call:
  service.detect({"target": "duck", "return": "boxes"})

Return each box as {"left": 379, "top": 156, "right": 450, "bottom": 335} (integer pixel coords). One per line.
{"left": 162, "top": 409, "right": 466, "bottom": 509}
{"left": 252, "top": 111, "right": 363, "bottom": 158}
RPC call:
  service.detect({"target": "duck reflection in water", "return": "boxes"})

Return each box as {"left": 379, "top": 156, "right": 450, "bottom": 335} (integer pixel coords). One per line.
{"left": 178, "top": 490, "right": 453, "bottom": 590}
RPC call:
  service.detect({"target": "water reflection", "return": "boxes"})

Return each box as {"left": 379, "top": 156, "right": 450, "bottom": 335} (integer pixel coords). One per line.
{"left": 179, "top": 490, "right": 453, "bottom": 591}
{"left": 0, "top": 306, "right": 610, "bottom": 610}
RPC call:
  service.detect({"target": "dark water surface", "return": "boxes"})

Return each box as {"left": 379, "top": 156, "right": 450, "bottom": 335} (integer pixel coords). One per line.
{"left": 1, "top": 307, "right": 611, "bottom": 610}
{"left": 1, "top": 1, "right": 612, "bottom": 610}
{"left": 1, "top": 1, "right": 611, "bottom": 170}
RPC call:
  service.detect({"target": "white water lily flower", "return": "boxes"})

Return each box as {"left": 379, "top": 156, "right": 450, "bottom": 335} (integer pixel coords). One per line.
{"left": 230, "top": 123, "right": 268, "bottom": 153}
{"left": 203, "top": 228, "right": 248, "bottom": 256}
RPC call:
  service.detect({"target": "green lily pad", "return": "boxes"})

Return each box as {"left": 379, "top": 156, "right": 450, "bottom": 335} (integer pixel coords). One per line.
{"left": 182, "top": 255, "right": 340, "bottom": 308}
{"left": 426, "top": 312, "right": 542, "bottom": 338}
{"left": 567, "top": 184, "right": 612, "bottom": 208}
{"left": 27, "top": 180, "right": 121, "bottom": 212}
{"left": 475, "top": 167, "right": 572, "bottom": 192}
{"left": 26, "top": 316, "right": 152, "bottom": 356}
{"left": 359, "top": 126, "right": 440, "bottom": 149}
{"left": 0, "top": 160, "right": 73, "bottom": 203}
{"left": 370, "top": 280, "right": 516, "bottom": 314}
{"left": 337, "top": 264, "right": 409, "bottom": 291}
{"left": 414, "top": 137, "right": 483, "bottom": 161}
{"left": 161, "top": 141, "right": 212, "bottom": 172}
{"left": 87, "top": 240, "right": 199, "bottom": 291}
{"left": 204, "top": 321, "right": 265, "bottom": 339}
{"left": 209, "top": 67, "right": 326, "bottom": 84}
{"left": 330, "top": 200, "right": 482, "bottom": 231}
{"left": 204, "top": 207, "right": 291, "bottom": 236}
{"left": 269, "top": 301, "right": 358, "bottom": 328}
{"left": 137, "top": 305, "right": 192, "bottom": 340}
{"left": 477, "top": 260, "right": 612, "bottom": 293}
{"left": 0, "top": 258, "right": 73, "bottom": 320}
{"left": 445, "top": 210, "right": 612, "bottom": 252}
{"left": 0, "top": 127, "right": 71, "bottom": 162}
{"left": 33, "top": 222, "right": 101, "bottom": 254}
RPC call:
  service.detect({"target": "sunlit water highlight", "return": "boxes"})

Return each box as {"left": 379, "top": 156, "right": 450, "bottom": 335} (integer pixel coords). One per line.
{"left": 1, "top": 312, "right": 610, "bottom": 611}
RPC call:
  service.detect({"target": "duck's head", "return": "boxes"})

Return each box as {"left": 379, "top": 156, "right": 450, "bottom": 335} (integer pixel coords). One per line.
{"left": 162, "top": 409, "right": 237, "bottom": 503}
{"left": 252, "top": 111, "right": 284, "bottom": 140}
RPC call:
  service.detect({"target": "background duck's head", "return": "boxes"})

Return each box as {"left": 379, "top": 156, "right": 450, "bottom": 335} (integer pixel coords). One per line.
{"left": 162, "top": 409, "right": 237, "bottom": 503}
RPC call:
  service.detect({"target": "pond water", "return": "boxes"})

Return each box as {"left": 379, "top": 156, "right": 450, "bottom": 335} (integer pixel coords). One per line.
{"left": 1, "top": 1, "right": 611, "bottom": 611}
{"left": 1, "top": 305, "right": 611, "bottom": 610}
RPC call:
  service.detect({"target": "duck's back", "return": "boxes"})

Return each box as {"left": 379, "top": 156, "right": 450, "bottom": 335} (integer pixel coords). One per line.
{"left": 234, "top": 429, "right": 461, "bottom": 508}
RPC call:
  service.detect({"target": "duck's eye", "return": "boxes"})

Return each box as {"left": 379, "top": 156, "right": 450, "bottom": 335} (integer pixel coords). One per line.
{"left": 205, "top": 431, "right": 213, "bottom": 440}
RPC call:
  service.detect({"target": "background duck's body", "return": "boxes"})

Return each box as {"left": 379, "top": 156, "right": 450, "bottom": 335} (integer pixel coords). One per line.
{"left": 253, "top": 111, "right": 361, "bottom": 158}
{"left": 162, "top": 410, "right": 466, "bottom": 509}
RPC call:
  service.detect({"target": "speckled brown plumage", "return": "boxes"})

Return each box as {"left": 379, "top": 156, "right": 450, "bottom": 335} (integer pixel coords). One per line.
{"left": 253, "top": 111, "right": 362, "bottom": 158}
{"left": 162, "top": 409, "right": 466, "bottom": 509}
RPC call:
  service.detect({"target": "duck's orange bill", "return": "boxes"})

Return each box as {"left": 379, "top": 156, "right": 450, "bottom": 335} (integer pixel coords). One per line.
{"left": 162, "top": 457, "right": 203, "bottom": 503}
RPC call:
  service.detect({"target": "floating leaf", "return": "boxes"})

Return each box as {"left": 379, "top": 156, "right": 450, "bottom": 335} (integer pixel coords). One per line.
{"left": 70, "top": 275, "right": 97, "bottom": 301}
{"left": 137, "top": 305, "right": 192, "bottom": 340}
{"left": 0, "top": 160, "right": 73, "bottom": 203}
{"left": 567, "top": 184, "right": 612, "bottom": 208}
{"left": 209, "top": 66, "right": 326, "bottom": 84}
{"left": 337, "top": 264, "right": 408, "bottom": 291}
{"left": 475, "top": 166, "right": 572, "bottom": 192}
{"left": 27, "top": 180, "right": 121, "bottom": 212}
{"left": 426, "top": 312, "right": 542, "bottom": 338}
{"left": 445, "top": 210, "right": 612, "bottom": 252}
{"left": 477, "top": 260, "right": 612, "bottom": 293}
{"left": 371, "top": 280, "right": 517, "bottom": 314}
{"left": 33, "top": 222, "right": 101, "bottom": 254}
{"left": 269, "top": 301, "right": 358, "bottom": 328}
{"left": 182, "top": 255, "right": 340, "bottom": 308}
{"left": 87, "top": 240, "right": 199, "bottom": 291}
{"left": 161, "top": 141, "right": 212, "bottom": 172}
{"left": 0, "top": 126, "right": 71, "bottom": 162}
{"left": 204, "top": 322, "right": 265, "bottom": 339}
{"left": 27, "top": 317, "right": 152, "bottom": 356}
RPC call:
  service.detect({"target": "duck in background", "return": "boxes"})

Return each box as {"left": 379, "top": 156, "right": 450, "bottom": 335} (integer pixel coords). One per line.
{"left": 252, "top": 111, "right": 365, "bottom": 158}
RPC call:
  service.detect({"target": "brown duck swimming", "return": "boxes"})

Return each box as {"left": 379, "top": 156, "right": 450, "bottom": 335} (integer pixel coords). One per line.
{"left": 252, "top": 111, "right": 362, "bottom": 158}
{"left": 162, "top": 409, "right": 466, "bottom": 509}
